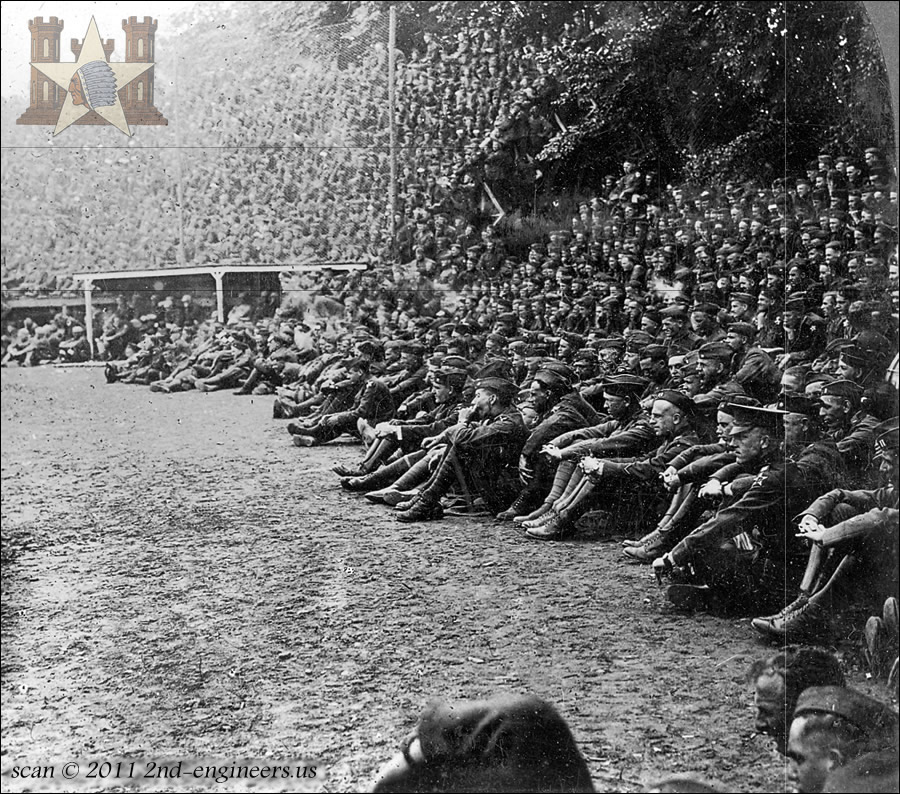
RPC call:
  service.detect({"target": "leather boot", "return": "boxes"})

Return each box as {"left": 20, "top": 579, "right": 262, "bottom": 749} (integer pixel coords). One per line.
{"left": 351, "top": 459, "right": 408, "bottom": 493}
{"left": 396, "top": 495, "right": 443, "bottom": 523}
{"left": 750, "top": 593, "right": 809, "bottom": 636}
{"left": 525, "top": 509, "right": 576, "bottom": 541}
{"left": 496, "top": 492, "right": 534, "bottom": 521}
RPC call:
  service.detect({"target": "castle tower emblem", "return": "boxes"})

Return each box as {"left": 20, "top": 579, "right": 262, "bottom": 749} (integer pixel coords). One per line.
{"left": 17, "top": 15, "right": 168, "bottom": 134}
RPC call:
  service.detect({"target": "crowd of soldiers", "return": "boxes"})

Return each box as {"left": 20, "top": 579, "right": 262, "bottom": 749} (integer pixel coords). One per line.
{"left": 3, "top": 146, "right": 898, "bottom": 791}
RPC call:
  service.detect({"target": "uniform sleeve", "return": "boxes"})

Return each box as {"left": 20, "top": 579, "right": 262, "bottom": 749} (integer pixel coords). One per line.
{"left": 450, "top": 414, "right": 526, "bottom": 454}
{"left": 815, "top": 508, "right": 899, "bottom": 547}
{"left": 677, "top": 450, "right": 736, "bottom": 483}
{"left": 670, "top": 467, "right": 788, "bottom": 565}
{"left": 521, "top": 408, "right": 594, "bottom": 459}
{"left": 602, "top": 435, "right": 695, "bottom": 484}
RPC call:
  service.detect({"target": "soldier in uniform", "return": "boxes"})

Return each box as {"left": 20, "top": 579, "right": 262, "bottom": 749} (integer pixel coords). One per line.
{"left": 660, "top": 305, "right": 700, "bottom": 356}
{"left": 653, "top": 401, "right": 844, "bottom": 614}
{"left": 289, "top": 357, "right": 394, "bottom": 447}
{"left": 817, "top": 379, "right": 880, "bottom": 484}
{"left": 526, "top": 390, "right": 699, "bottom": 540}
{"left": 723, "top": 321, "right": 781, "bottom": 404}
{"left": 497, "top": 368, "right": 600, "bottom": 520}
{"left": 787, "top": 686, "right": 899, "bottom": 794}
{"left": 337, "top": 367, "right": 469, "bottom": 486}
{"left": 751, "top": 418, "right": 898, "bottom": 640}
{"left": 396, "top": 378, "right": 528, "bottom": 521}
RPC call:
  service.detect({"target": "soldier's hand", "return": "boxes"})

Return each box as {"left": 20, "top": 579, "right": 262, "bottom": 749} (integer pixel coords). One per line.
{"left": 579, "top": 457, "right": 604, "bottom": 476}
{"left": 797, "top": 514, "right": 820, "bottom": 534}
{"left": 699, "top": 479, "right": 723, "bottom": 500}
{"left": 457, "top": 406, "right": 476, "bottom": 423}
{"left": 661, "top": 466, "right": 680, "bottom": 489}
{"left": 652, "top": 554, "right": 673, "bottom": 583}
{"left": 541, "top": 444, "right": 563, "bottom": 460}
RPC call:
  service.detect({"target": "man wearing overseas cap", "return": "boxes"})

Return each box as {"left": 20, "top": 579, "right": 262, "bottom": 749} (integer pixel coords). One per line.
{"left": 395, "top": 377, "right": 528, "bottom": 522}
{"left": 786, "top": 685, "right": 899, "bottom": 793}
{"left": 336, "top": 367, "right": 470, "bottom": 485}
{"left": 779, "top": 291, "right": 826, "bottom": 368}
{"left": 752, "top": 418, "right": 899, "bottom": 641}
{"left": 526, "top": 389, "right": 699, "bottom": 541}
{"left": 653, "top": 399, "right": 844, "bottom": 613}
{"left": 659, "top": 305, "right": 701, "bottom": 357}
{"left": 517, "top": 375, "right": 657, "bottom": 528}
{"left": 497, "top": 367, "right": 601, "bottom": 520}
{"left": 817, "top": 379, "right": 880, "bottom": 485}
{"left": 723, "top": 321, "right": 781, "bottom": 404}
{"left": 382, "top": 341, "right": 428, "bottom": 407}
{"left": 692, "top": 341, "right": 745, "bottom": 410}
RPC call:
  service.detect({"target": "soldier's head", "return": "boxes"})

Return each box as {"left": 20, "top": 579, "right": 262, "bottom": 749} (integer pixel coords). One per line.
{"left": 788, "top": 687, "right": 898, "bottom": 793}
{"left": 696, "top": 343, "right": 732, "bottom": 389}
{"left": 602, "top": 375, "right": 647, "bottom": 421}
{"left": 471, "top": 377, "right": 518, "bottom": 419}
{"left": 818, "top": 380, "right": 861, "bottom": 432}
{"left": 650, "top": 391, "right": 694, "bottom": 438}
{"left": 347, "top": 357, "right": 371, "bottom": 384}
{"left": 747, "top": 647, "right": 844, "bottom": 755}
{"left": 726, "top": 404, "right": 781, "bottom": 464}
{"left": 530, "top": 369, "right": 570, "bottom": 412}
{"left": 779, "top": 394, "right": 821, "bottom": 451}
{"left": 432, "top": 368, "right": 467, "bottom": 404}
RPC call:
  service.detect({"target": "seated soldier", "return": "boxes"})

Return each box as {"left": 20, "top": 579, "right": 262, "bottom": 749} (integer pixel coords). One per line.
{"left": 497, "top": 366, "right": 600, "bottom": 520}
{"left": 57, "top": 325, "right": 92, "bottom": 363}
{"left": 623, "top": 396, "right": 760, "bottom": 563}
{"left": 653, "top": 400, "right": 845, "bottom": 614}
{"left": 751, "top": 418, "right": 899, "bottom": 640}
{"left": 525, "top": 390, "right": 700, "bottom": 540}
{"left": 516, "top": 374, "right": 656, "bottom": 526}
{"left": 787, "top": 686, "right": 899, "bottom": 794}
{"left": 371, "top": 693, "right": 594, "bottom": 793}
{"left": 336, "top": 366, "right": 467, "bottom": 483}
{"left": 289, "top": 357, "right": 394, "bottom": 447}
{"left": 395, "top": 377, "right": 528, "bottom": 522}
{"left": 747, "top": 646, "right": 845, "bottom": 755}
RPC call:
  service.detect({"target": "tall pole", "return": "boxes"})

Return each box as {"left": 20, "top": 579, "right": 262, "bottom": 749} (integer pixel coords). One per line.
{"left": 388, "top": 6, "right": 397, "bottom": 262}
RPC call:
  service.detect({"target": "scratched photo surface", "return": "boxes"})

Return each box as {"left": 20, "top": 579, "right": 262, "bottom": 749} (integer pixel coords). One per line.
{"left": 2, "top": 2, "right": 898, "bottom": 793}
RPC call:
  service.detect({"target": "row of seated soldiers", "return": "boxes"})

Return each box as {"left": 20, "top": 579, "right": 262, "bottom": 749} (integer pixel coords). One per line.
{"left": 252, "top": 317, "right": 899, "bottom": 653}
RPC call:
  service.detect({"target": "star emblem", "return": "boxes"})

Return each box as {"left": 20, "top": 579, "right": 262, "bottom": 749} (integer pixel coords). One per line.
{"left": 30, "top": 17, "right": 153, "bottom": 136}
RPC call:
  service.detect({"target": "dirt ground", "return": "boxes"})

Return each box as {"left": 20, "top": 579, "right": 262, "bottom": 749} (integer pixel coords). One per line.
{"left": 0, "top": 367, "right": 892, "bottom": 792}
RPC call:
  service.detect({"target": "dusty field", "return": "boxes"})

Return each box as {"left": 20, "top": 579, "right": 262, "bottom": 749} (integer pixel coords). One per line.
{"left": 0, "top": 367, "right": 887, "bottom": 792}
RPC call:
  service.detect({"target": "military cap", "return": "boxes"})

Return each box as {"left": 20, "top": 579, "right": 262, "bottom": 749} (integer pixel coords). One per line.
{"left": 486, "top": 332, "right": 507, "bottom": 346}
{"left": 625, "top": 331, "right": 654, "bottom": 351}
{"left": 726, "top": 403, "right": 784, "bottom": 434}
{"left": 692, "top": 302, "right": 721, "bottom": 316}
{"left": 639, "top": 344, "right": 668, "bottom": 362}
{"left": 777, "top": 392, "right": 820, "bottom": 418}
{"left": 873, "top": 417, "right": 900, "bottom": 458}
{"left": 668, "top": 353, "right": 686, "bottom": 368}
{"left": 384, "top": 339, "right": 405, "bottom": 350}
{"left": 466, "top": 245, "right": 483, "bottom": 255}
{"left": 560, "top": 332, "right": 585, "bottom": 349}
{"left": 727, "top": 322, "right": 756, "bottom": 338}
{"left": 718, "top": 394, "right": 760, "bottom": 411}
{"left": 767, "top": 262, "right": 786, "bottom": 275}
{"left": 655, "top": 389, "right": 697, "bottom": 417}
{"left": 439, "top": 322, "right": 456, "bottom": 332}
{"left": 529, "top": 242, "right": 547, "bottom": 254}
{"left": 401, "top": 341, "right": 426, "bottom": 355}
{"left": 534, "top": 368, "right": 572, "bottom": 392}
{"left": 824, "top": 240, "right": 843, "bottom": 250}
{"left": 508, "top": 339, "right": 527, "bottom": 353}
{"left": 730, "top": 292, "right": 756, "bottom": 306}
{"left": 356, "top": 339, "right": 380, "bottom": 355}
{"left": 793, "top": 686, "right": 899, "bottom": 737}
{"left": 660, "top": 305, "right": 688, "bottom": 320}
{"left": 453, "top": 321, "right": 475, "bottom": 335}
{"left": 574, "top": 348, "right": 597, "bottom": 363}
{"left": 434, "top": 367, "right": 469, "bottom": 388}
{"left": 600, "top": 294, "right": 620, "bottom": 307}
{"left": 474, "top": 377, "right": 519, "bottom": 403}
{"left": 497, "top": 312, "right": 517, "bottom": 325}
{"left": 820, "top": 379, "right": 863, "bottom": 403}
{"left": 838, "top": 345, "right": 869, "bottom": 367}
{"left": 698, "top": 342, "right": 733, "bottom": 362}
{"left": 596, "top": 337, "right": 625, "bottom": 351}
{"left": 441, "top": 355, "right": 470, "bottom": 371}
{"left": 601, "top": 373, "right": 649, "bottom": 398}
{"left": 529, "top": 344, "right": 550, "bottom": 357}
{"left": 680, "top": 350, "right": 700, "bottom": 370}
{"left": 784, "top": 292, "right": 809, "bottom": 312}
